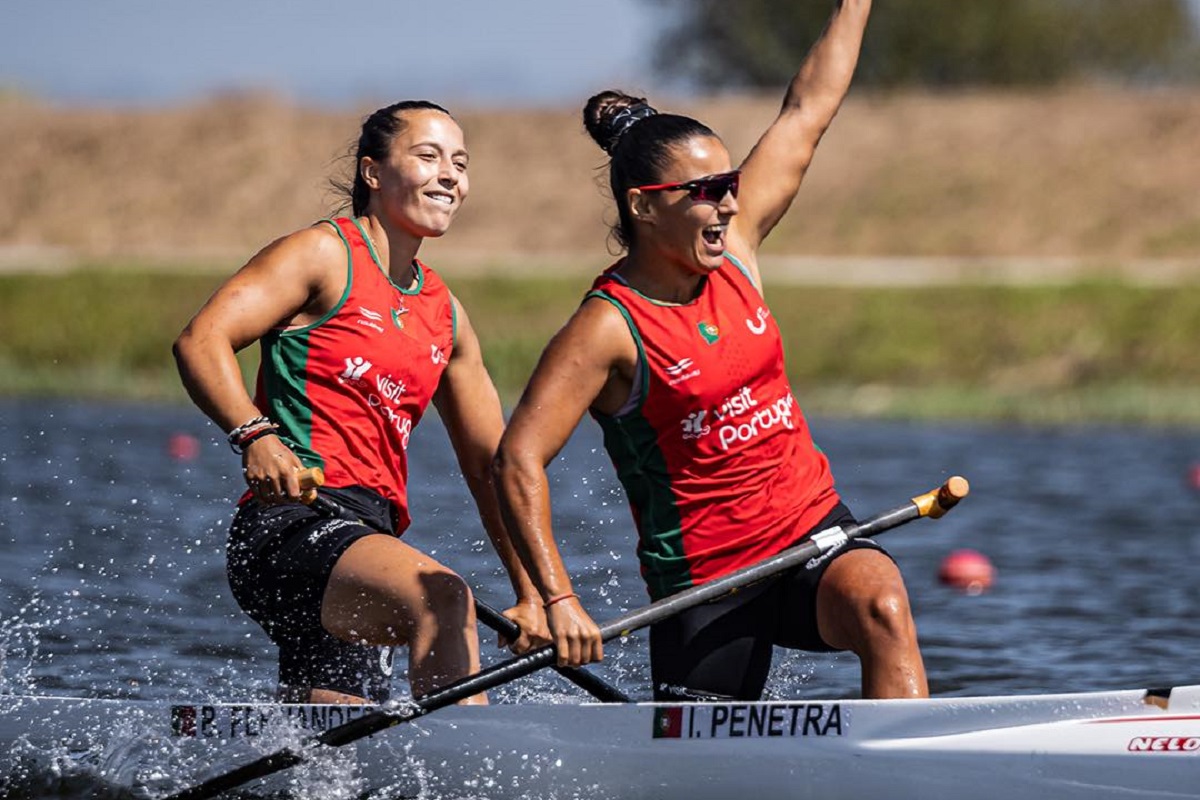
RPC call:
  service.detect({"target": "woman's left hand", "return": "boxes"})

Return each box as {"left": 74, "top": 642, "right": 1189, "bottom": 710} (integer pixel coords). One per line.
{"left": 500, "top": 601, "right": 552, "bottom": 653}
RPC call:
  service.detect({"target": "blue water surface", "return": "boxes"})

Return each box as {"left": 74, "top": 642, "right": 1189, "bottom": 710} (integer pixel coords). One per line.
{"left": 1, "top": 399, "right": 1198, "bottom": 706}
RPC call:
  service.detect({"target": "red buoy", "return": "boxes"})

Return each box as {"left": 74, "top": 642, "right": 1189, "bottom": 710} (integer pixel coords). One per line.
{"left": 937, "top": 548, "right": 995, "bottom": 595}
{"left": 168, "top": 432, "right": 201, "bottom": 462}
{"left": 1189, "top": 463, "right": 1200, "bottom": 491}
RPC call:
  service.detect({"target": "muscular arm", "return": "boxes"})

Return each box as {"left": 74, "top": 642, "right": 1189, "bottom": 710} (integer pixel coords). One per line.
{"left": 433, "top": 297, "right": 549, "bottom": 650}
{"left": 172, "top": 223, "right": 345, "bottom": 501}
{"left": 492, "top": 297, "right": 637, "bottom": 666}
{"left": 730, "top": 0, "right": 872, "bottom": 280}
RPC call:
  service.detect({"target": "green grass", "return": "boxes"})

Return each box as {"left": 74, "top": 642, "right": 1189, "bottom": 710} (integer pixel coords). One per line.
{"left": 2, "top": 270, "right": 1198, "bottom": 425}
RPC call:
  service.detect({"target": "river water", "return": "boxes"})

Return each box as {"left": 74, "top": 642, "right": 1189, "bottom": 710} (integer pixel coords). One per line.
{"left": 1, "top": 399, "right": 1199, "bottom": 794}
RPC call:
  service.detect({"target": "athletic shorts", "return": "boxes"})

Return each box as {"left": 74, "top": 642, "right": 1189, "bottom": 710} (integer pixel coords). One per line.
{"left": 649, "top": 503, "right": 895, "bottom": 701}
{"left": 227, "top": 485, "right": 401, "bottom": 703}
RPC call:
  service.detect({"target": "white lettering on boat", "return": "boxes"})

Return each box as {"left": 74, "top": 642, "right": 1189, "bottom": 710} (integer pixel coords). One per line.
{"left": 1127, "top": 736, "right": 1200, "bottom": 752}
{"left": 652, "top": 703, "right": 844, "bottom": 739}
{"left": 170, "top": 704, "right": 373, "bottom": 739}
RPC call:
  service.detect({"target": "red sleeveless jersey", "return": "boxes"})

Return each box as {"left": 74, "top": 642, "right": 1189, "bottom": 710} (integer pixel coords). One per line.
{"left": 252, "top": 217, "right": 455, "bottom": 533}
{"left": 589, "top": 255, "right": 838, "bottom": 599}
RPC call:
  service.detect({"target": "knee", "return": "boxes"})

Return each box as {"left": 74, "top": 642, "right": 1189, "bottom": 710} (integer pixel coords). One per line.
{"left": 854, "top": 588, "right": 916, "bottom": 645}
{"left": 822, "top": 580, "right": 917, "bottom": 654}
{"left": 419, "top": 569, "right": 474, "bottom": 628}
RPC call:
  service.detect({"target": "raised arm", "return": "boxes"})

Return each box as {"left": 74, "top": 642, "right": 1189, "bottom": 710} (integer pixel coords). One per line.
{"left": 492, "top": 297, "right": 637, "bottom": 667}
{"left": 730, "top": 0, "right": 871, "bottom": 273}
{"left": 173, "top": 224, "right": 343, "bottom": 502}
{"left": 432, "top": 297, "right": 549, "bottom": 652}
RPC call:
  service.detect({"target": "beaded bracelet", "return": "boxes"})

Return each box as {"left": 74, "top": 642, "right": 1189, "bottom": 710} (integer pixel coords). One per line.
{"left": 543, "top": 592, "right": 578, "bottom": 608}
{"left": 232, "top": 425, "right": 278, "bottom": 454}
{"left": 228, "top": 416, "right": 277, "bottom": 453}
{"left": 227, "top": 416, "right": 271, "bottom": 444}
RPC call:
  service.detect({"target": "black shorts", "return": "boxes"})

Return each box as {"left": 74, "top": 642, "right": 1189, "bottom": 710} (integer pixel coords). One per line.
{"left": 649, "top": 503, "right": 895, "bottom": 701}
{"left": 227, "top": 485, "right": 401, "bottom": 703}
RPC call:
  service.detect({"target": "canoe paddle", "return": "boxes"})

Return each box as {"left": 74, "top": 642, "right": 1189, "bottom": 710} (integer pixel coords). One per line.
{"left": 165, "top": 475, "right": 968, "bottom": 800}
{"left": 296, "top": 468, "right": 630, "bottom": 704}
{"left": 471, "top": 599, "right": 631, "bottom": 702}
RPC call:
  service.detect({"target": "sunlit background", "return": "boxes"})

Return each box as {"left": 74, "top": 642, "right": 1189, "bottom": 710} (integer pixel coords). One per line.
{"left": 1, "top": 3, "right": 1199, "bottom": 796}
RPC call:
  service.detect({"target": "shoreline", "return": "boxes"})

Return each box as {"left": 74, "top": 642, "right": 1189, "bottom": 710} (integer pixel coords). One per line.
{"left": 2, "top": 249, "right": 1198, "bottom": 287}
{"left": 2, "top": 270, "right": 1198, "bottom": 428}
{"left": 2, "top": 374, "right": 1198, "bottom": 429}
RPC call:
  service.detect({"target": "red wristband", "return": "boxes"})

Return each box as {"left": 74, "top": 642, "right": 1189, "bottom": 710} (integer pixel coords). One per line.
{"left": 543, "top": 592, "right": 578, "bottom": 608}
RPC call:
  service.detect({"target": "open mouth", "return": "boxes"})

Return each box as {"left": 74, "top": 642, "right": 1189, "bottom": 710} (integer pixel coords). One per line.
{"left": 427, "top": 192, "right": 455, "bottom": 206}
{"left": 702, "top": 224, "right": 726, "bottom": 247}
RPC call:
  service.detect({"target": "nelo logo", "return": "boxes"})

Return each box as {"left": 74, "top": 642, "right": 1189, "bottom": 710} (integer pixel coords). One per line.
{"left": 1128, "top": 737, "right": 1200, "bottom": 752}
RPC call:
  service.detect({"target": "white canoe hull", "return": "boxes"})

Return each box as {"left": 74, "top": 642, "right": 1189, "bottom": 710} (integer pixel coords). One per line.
{"left": 3, "top": 684, "right": 1200, "bottom": 799}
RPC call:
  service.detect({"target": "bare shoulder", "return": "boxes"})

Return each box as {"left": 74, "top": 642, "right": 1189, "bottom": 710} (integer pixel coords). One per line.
{"left": 446, "top": 293, "right": 481, "bottom": 359}
{"left": 245, "top": 221, "right": 346, "bottom": 278}
{"left": 559, "top": 294, "right": 637, "bottom": 362}
{"left": 508, "top": 293, "right": 637, "bottom": 428}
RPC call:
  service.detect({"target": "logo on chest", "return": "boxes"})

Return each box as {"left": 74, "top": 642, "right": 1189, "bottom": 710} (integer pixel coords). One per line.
{"left": 697, "top": 321, "right": 720, "bottom": 345}
{"left": 745, "top": 306, "right": 770, "bottom": 335}
{"left": 678, "top": 386, "right": 797, "bottom": 451}
{"left": 341, "top": 357, "right": 373, "bottom": 383}
{"left": 356, "top": 307, "right": 385, "bottom": 334}
{"left": 337, "top": 357, "right": 414, "bottom": 449}
{"left": 664, "top": 357, "right": 700, "bottom": 386}
{"left": 681, "top": 410, "right": 710, "bottom": 439}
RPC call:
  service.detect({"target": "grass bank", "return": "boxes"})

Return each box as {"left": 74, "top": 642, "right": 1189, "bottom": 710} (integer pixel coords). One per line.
{"left": 2, "top": 270, "right": 1198, "bottom": 426}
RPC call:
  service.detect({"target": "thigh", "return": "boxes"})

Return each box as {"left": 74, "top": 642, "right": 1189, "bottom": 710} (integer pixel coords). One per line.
{"left": 650, "top": 579, "right": 778, "bottom": 701}
{"left": 321, "top": 533, "right": 470, "bottom": 645}
{"left": 227, "top": 499, "right": 380, "bottom": 643}
{"left": 228, "top": 499, "right": 393, "bottom": 700}
{"left": 775, "top": 538, "right": 895, "bottom": 652}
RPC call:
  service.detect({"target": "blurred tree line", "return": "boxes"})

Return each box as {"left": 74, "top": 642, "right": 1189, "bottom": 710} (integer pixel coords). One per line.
{"left": 647, "top": 0, "right": 1200, "bottom": 87}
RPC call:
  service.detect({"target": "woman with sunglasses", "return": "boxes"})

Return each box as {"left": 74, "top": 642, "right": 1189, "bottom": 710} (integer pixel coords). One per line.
{"left": 494, "top": 0, "right": 925, "bottom": 701}
{"left": 174, "top": 101, "right": 547, "bottom": 705}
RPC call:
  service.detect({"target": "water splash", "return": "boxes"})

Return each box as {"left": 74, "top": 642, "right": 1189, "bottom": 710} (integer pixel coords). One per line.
{"left": 0, "top": 593, "right": 61, "bottom": 695}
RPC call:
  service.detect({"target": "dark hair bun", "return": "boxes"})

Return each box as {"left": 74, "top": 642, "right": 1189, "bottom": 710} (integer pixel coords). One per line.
{"left": 583, "top": 90, "right": 657, "bottom": 155}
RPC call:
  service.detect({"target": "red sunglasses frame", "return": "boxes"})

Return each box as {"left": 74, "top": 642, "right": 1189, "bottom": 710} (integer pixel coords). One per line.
{"left": 634, "top": 169, "right": 741, "bottom": 202}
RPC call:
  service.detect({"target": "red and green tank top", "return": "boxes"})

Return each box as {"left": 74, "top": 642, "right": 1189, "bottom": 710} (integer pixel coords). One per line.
{"left": 589, "top": 254, "right": 839, "bottom": 600}
{"left": 252, "top": 217, "right": 455, "bottom": 533}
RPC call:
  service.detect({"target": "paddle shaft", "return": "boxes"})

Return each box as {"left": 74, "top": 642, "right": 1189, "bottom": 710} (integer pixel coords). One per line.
{"left": 298, "top": 469, "right": 630, "bottom": 703}
{"left": 472, "top": 599, "right": 631, "bottom": 703}
{"left": 165, "top": 475, "right": 967, "bottom": 800}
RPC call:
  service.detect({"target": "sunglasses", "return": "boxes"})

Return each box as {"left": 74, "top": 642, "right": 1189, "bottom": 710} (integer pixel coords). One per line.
{"left": 635, "top": 170, "right": 740, "bottom": 202}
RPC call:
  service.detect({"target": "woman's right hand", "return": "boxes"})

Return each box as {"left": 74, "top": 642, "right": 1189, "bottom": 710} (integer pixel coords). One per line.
{"left": 546, "top": 597, "right": 603, "bottom": 667}
{"left": 242, "top": 435, "right": 307, "bottom": 505}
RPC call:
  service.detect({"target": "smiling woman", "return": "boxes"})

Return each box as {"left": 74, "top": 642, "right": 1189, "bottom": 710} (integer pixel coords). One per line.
{"left": 491, "top": 0, "right": 929, "bottom": 704}
{"left": 171, "top": 101, "right": 549, "bottom": 706}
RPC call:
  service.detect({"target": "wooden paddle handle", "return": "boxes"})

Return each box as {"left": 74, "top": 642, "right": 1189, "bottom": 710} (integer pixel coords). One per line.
{"left": 297, "top": 466, "right": 325, "bottom": 503}
{"left": 913, "top": 475, "right": 969, "bottom": 519}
